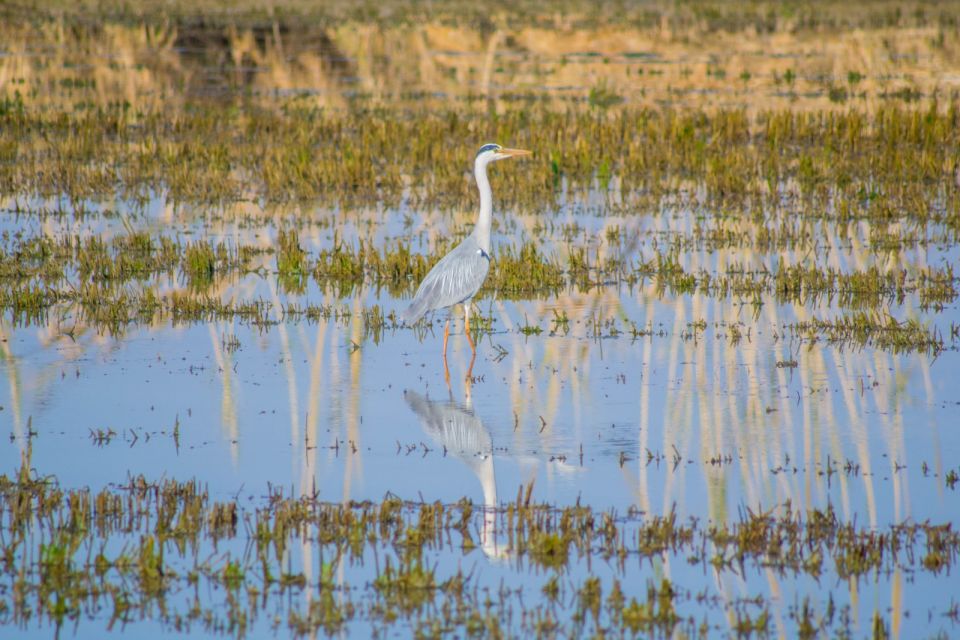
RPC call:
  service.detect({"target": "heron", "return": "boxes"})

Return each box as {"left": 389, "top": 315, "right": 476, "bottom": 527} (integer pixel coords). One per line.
{"left": 401, "top": 143, "right": 531, "bottom": 360}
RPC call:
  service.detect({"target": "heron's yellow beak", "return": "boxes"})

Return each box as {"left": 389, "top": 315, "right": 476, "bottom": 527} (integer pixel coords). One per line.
{"left": 500, "top": 148, "right": 532, "bottom": 157}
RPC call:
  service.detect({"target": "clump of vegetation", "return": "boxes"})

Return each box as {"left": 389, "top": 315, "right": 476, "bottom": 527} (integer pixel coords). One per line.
{"left": 1, "top": 452, "right": 958, "bottom": 637}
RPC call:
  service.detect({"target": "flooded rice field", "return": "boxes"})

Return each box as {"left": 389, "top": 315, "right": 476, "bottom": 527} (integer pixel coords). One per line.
{"left": 2, "top": 2, "right": 960, "bottom": 638}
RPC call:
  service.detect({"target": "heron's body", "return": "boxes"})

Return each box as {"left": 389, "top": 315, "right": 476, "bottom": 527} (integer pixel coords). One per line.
{"left": 401, "top": 143, "right": 530, "bottom": 359}
{"left": 400, "top": 234, "right": 490, "bottom": 326}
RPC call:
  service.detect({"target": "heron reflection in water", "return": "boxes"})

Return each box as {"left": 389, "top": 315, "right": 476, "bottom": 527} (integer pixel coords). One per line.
{"left": 404, "top": 382, "right": 506, "bottom": 560}
{"left": 401, "top": 143, "right": 531, "bottom": 381}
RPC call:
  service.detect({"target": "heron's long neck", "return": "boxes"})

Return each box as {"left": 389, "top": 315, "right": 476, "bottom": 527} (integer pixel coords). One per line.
{"left": 474, "top": 158, "right": 493, "bottom": 253}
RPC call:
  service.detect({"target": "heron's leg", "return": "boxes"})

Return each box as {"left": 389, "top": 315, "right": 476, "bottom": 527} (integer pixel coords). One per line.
{"left": 442, "top": 311, "right": 452, "bottom": 388}
{"left": 443, "top": 352, "right": 451, "bottom": 390}
{"left": 465, "top": 347, "right": 477, "bottom": 381}
{"left": 442, "top": 315, "right": 451, "bottom": 358}
{"left": 464, "top": 303, "right": 476, "bottom": 352}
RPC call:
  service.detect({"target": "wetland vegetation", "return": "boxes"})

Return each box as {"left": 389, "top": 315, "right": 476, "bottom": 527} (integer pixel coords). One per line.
{"left": 4, "top": 447, "right": 960, "bottom": 637}
{"left": 2, "top": 0, "right": 960, "bottom": 637}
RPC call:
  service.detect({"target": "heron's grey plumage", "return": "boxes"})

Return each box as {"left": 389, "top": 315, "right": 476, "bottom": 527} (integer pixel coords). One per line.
{"left": 400, "top": 235, "right": 490, "bottom": 325}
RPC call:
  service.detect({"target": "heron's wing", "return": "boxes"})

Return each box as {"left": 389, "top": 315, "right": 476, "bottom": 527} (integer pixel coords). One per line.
{"left": 403, "top": 241, "right": 490, "bottom": 322}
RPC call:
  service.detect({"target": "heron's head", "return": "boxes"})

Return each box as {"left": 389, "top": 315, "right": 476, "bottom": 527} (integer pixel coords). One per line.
{"left": 475, "top": 143, "right": 532, "bottom": 165}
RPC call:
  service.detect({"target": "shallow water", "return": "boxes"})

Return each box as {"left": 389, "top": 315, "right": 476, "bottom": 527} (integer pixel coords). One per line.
{"left": 5, "top": 277, "right": 958, "bottom": 519}
{"left": 2, "top": 190, "right": 959, "bottom": 633}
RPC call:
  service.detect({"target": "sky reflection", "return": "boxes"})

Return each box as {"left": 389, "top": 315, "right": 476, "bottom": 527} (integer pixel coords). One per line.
{"left": 2, "top": 282, "right": 956, "bottom": 534}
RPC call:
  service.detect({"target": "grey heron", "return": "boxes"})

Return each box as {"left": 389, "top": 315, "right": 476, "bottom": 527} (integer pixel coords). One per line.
{"left": 401, "top": 143, "right": 531, "bottom": 358}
